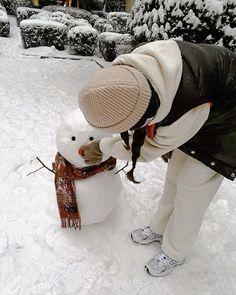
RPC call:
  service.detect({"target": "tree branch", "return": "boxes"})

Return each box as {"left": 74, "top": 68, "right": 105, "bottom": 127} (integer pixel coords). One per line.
{"left": 27, "top": 157, "right": 55, "bottom": 176}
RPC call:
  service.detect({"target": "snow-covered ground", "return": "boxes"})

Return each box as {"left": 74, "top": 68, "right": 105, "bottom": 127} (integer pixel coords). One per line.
{"left": 0, "top": 16, "right": 236, "bottom": 295}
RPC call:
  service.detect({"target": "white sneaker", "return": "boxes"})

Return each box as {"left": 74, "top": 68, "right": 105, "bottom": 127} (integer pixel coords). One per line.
{"left": 145, "top": 251, "right": 184, "bottom": 277}
{"left": 131, "top": 226, "right": 163, "bottom": 245}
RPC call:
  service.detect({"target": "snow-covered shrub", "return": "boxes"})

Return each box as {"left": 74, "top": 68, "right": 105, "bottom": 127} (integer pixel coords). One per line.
{"left": 0, "top": 0, "right": 33, "bottom": 15}
{"left": 127, "top": 0, "right": 236, "bottom": 52}
{"left": 48, "top": 11, "right": 91, "bottom": 29}
{"left": 49, "top": 11, "right": 74, "bottom": 25}
{"left": 0, "top": 0, "right": 13, "bottom": 14}
{"left": 16, "top": 7, "right": 42, "bottom": 26}
{"left": 94, "top": 18, "right": 113, "bottom": 32}
{"left": 105, "top": 0, "right": 126, "bottom": 12}
{"left": 221, "top": 24, "right": 236, "bottom": 52}
{"left": 222, "top": 0, "right": 236, "bottom": 25}
{"left": 99, "top": 32, "right": 134, "bottom": 61}
{"left": 220, "top": 0, "right": 236, "bottom": 51}
{"left": 38, "top": 0, "right": 65, "bottom": 6}
{"left": 107, "top": 12, "right": 129, "bottom": 33}
{"left": 30, "top": 11, "right": 92, "bottom": 30}
{"left": 20, "top": 19, "right": 67, "bottom": 50}
{"left": 68, "top": 18, "right": 92, "bottom": 29}
{"left": 0, "top": 4, "right": 10, "bottom": 37}
{"left": 91, "top": 10, "right": 108, "bottom": 18}
{"left": 29, "top": 10, "right": 52, "bottom": 20}
{"left": 89, "top": 10, "right": 108, "bottom": 26}
{"left": 90, "top": 14, "right": 100, "bottom": 26}
{"left": 79, "top": 0, "right": 105, "bottom": 11}
{"left": 51, "top": 12, "right": 91, "bottom": 29}
{"left": 67, "top": 26, "right": 99, "bottom": 55}
{"left": 42, "top": 5, "right": 92, "bottom": 21}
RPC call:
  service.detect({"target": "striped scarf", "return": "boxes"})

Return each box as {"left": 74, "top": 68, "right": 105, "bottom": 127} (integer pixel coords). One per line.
{"left": 52, "top": 153, "right": 117, "bottom": 230}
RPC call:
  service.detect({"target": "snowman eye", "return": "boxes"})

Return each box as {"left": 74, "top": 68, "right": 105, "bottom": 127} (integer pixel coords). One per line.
{"left": 89, "top": 136, "right": 94, "bottom": 141}
{"left": 71, "top": 136, "right": 76, "bottom": 141}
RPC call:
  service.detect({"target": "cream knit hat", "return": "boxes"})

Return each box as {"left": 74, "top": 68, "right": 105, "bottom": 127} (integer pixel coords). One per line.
{"left": 79, "top": 65, "right": 151, "bottom": 133}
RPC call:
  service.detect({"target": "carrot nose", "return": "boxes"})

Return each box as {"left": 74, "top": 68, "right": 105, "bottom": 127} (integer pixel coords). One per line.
{"left": 78, "top": 147, "right": 85, "bottom": 156}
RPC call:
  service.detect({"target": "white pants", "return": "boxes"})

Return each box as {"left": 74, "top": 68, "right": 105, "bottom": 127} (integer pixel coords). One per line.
{"left": 150, "top": 149, "right": 224, "bottom": 261}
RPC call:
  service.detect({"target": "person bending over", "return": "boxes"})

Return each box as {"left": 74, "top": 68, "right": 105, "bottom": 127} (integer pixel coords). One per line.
{"left": 78, "top": 40, "right": 236, "bottom": 277}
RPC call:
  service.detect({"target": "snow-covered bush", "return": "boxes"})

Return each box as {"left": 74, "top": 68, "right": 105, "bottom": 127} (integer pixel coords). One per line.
{"left": 220, "top": 0, "right": 236, "bottom": 51}
{"left": 42, "top": 5, "right": 92, "bottom": 21}
{"left": 38, "top": 0, "right": 65, "bottom": 6}
{"left": 89, "top": 10, "right": 108, "bottom": 25}
{"left": 90, "top": 14, "right": 100, "bottom": 26}
{"left": 107, "top": 12, "right": 129, "bottom": 33}
{"left": 0, "top": 4, "right": 10, "bottom": 37}
{"left": 67, "top": 18, "right": 92, "bottom": 29}
{"left": 94, "top": 18, "right": 113, "bottom": 32}
{"left": 99, "top": 32, "right": 134, "bottom": 61}
{"left": 67, "top": 26, "right": 99, "bottom": 55}
{"left": 67, "top": 26, "right": 98, "bottom": 55}
{"left": 0, "top": 0, "right": 33, "bottom": 15}
{"left": 29, "top": 10, "right": 52, "bottom": 20}
{"left": 49, "top": 11, "right": 75, "bottom": 25}
{"left": 30, "top": 11, "right": 91, "bottom": 30}
{"left": 49, "top": 11, "right": 91, "bottom": 29}
{"left": 127, "top": 0, "right": 236, "bottom": 52}
{"left": 79, "top": 0, "right": 105, "bottom": 11}
{"left": 91, "top": 10, "right": 108, "bottom": 18}
{"left": 222, "top": 0, "right": 236, "bottom": 25}
{"left": 221, "top": 24, "right": 236, "bottom": 51}
{"left": 0, "top": 0, "right": 13, "bottom": 14}
{"left": 16, "top": 7, "right": 42, "bottom": 26}
{"left": 20, "top": 19, "right": 67, "bottom": 50}
{"left": 105, "top": 0, "right": 126, "bottom": 12}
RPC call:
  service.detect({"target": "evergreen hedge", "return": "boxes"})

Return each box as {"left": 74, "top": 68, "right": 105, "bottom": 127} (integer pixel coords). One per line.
{"left": 127, "top": 0, "right": 236, "bottom": 52}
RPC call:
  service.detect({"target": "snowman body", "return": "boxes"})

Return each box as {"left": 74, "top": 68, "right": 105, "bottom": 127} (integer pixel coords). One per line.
{"left": 56, "top": 108, "right": 122, "bottom": 225}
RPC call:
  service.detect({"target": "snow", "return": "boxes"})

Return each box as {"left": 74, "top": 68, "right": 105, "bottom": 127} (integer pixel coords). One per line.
{"left": 0, "top": 15, "right": 236, "bottom": 295}
{"left": 69, "top": 18, "right": 91, "bottom": 27}
{"left": 30, "top": 11, "right": 52, "bottom": 20}
{"left": 99, "top": 31, "right": 131, "bottom": 42}
{"left": 68, "top": 25, "right": 98, "bottom": 35}
{"left": 108, "top": 11, "right": 129, "bottom": 18}
{"left": 0, "top": 9, "right": 8, "bottom": 21}
{"left": 17, "top": 7, "right": 42, "bottom": 14}
{"left": 223, "top": 24, "right": 236, "bottom": 38}
{"left": 183, "top": 10, "right": 201, "bottom": 30}
{"left": 205, "top": 0, "right": 225, "bottom": 14}
{"left": 20, "top": 19, "right": 67, "bottom": 29}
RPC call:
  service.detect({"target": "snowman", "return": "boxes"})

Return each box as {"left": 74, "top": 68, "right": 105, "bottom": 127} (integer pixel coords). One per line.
{"left": 55, "top": 108, "right": 122, "bottom": 227}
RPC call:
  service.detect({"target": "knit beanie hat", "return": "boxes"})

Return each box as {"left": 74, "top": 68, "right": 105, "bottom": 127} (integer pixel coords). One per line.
{"left": 79, "top": 65, "right": 151, "bottom": 133}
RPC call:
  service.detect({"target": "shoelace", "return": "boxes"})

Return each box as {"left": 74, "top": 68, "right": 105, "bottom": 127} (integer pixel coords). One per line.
{"left": 143, "top": 226, "right": 162, "bottom": 240}
{"left": 155, "top": 252, "right": 178, "bottom": 266}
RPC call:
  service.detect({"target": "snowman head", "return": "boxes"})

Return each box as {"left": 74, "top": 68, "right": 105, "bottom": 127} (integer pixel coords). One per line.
{"left": 56, "top": 108, "right": 111, "bottom": 168}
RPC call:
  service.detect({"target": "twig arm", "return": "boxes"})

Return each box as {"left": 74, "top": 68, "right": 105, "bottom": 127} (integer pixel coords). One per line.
{"left": 36, "top": 157, "right": 55, "bottom": 174}
{"left": 115, "top": 161, "right": 129, "bottom": 175}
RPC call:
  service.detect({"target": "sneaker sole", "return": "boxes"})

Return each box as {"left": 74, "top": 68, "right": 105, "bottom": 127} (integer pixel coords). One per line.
{"left": 130, "top": 233, "right": 162, "bottom": 245}
{"left": 145, "top": 261, "right": 184, "bottom": 277}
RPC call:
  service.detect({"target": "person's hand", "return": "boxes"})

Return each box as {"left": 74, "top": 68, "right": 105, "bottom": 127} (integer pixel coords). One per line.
{"left": 161, "top": 151, "right": 172, "bottom": 163}
{"left": 79, "top": 140, "right": 103, "bottom": 166}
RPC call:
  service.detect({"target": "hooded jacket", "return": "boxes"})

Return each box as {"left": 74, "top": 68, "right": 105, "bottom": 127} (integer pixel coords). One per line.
{"left": 99, "top": 40, "right": 236, "bottom": 181}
